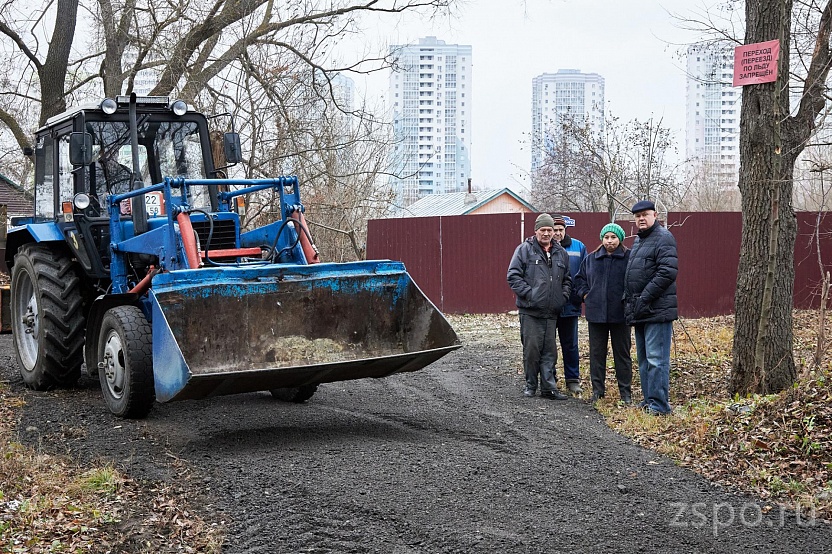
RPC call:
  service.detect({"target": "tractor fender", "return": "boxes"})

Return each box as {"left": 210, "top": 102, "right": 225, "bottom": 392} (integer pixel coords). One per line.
{"left": 83, "top": 293, "right": 142, "bottom": 377}
{"left": 5, "top": 223, "right": 65, "bottom": 270}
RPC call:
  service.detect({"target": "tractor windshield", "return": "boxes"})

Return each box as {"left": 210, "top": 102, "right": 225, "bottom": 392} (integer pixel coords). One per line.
{"left": 84, "top": 119, "right": 209, "bottom": 208}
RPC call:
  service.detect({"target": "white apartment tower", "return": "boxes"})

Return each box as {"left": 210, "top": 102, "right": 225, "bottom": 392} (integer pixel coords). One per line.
{"left": 121, "top": 49, "right": 159, "bottom": 95}
{"left": 389, "top": 37, "right": 472, "bottom": 205}
{"left": 685, "top": 44, "right": 741, "bottom": 188}
{"left": 531, "top": 69, "right": 605, "bottom": 171}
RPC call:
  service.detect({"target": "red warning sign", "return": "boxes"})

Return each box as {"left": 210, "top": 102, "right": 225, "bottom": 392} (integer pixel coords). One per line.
{"left": 733, "top": 40, "right": 780, "bottom": 87}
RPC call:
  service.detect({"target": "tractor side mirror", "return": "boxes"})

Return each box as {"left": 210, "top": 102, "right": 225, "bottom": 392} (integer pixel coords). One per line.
{"left": 223, "top": 132, "right": 242, "bottom": 165}
{"left": 69, "top": 132, "right": 94, "bottom": 165}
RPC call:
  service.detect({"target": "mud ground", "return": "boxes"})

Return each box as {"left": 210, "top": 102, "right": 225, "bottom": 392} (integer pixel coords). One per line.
{"left": 3, "top": 315, "right": 831, "bottom": 553}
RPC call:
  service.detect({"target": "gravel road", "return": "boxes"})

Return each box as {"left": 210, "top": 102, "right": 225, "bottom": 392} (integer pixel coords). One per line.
{"left": 3, "top": 316, "right": 830, "bottom": 553}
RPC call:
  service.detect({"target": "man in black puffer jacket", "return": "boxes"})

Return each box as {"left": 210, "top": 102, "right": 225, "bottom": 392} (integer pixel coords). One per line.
{"left": 624, "top": 200, "right": 678, "bottom": 415}
{"left": 507, "top": 213, "right": 572, "bottom": 400}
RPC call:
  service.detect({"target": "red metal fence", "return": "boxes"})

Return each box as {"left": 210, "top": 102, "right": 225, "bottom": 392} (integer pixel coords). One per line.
{"left": 367, "top": 211, "right": 832, "bottom": 317}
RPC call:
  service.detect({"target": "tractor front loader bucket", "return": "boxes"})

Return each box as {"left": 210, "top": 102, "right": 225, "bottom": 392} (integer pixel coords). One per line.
{"left": 149, "top": 261, "right": 460, "bottom": 402}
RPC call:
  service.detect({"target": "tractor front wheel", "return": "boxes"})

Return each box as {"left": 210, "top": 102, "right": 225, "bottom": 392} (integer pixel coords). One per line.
{"left": 97, "top": 306, "right": 155, "bottom": 419}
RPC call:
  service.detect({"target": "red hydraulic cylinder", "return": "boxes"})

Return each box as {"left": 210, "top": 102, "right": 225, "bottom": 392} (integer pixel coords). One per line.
{"left": 290, "top": 210, "right": 320, "bottom": 264}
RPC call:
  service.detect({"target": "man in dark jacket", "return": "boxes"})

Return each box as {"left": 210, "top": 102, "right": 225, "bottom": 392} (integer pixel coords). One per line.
{"left": 551, "top": 215, "right": 587, "bottom": 395}
{"left": 574, "top": 223, "right": 632, "bottom": 405}
{"left": 507, "top": 213, "right": 572, "bottom": 400}
{"left": 624, "top": 200, "right": 678, "bottom": 415}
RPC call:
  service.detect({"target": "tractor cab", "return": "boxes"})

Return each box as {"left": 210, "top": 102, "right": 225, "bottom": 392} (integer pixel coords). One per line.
{"left": 14, "top": 96, "right": 239, "bottom": 280}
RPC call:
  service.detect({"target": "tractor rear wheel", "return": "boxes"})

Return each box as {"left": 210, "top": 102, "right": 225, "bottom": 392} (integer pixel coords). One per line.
{"left": 270, "top": 384, "right": 318, "bottom": 403}
{"left": 10, "top": 243, "right": 86, "bottom": 389}
{"left": 97, "top": 306, "right": 155, "bottom": 419}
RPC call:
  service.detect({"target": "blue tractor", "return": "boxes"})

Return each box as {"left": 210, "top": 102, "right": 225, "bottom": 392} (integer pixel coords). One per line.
{"left": 7, "top": 94, "right": 459, "bottom": 418}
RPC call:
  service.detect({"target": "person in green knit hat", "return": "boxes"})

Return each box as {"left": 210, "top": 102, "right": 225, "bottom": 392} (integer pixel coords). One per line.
{"left": 574, "top": 222, "right": 633, "bottom": 404}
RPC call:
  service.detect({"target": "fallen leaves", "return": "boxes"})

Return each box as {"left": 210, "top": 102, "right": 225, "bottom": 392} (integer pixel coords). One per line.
{"left": 0, "top": 381, "right": 224, "bottom": 553}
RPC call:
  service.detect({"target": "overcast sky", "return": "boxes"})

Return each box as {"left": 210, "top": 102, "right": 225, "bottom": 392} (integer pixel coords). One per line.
{"left": 349, "top": 0, "right": 722, "bottom": 196}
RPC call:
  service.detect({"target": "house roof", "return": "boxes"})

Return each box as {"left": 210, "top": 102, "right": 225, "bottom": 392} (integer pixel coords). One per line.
{"left": 399, "top": 188, "right": 537, "bottom": 217}
{"left": 0, "top": 174, "right": 33, "bottom": 216}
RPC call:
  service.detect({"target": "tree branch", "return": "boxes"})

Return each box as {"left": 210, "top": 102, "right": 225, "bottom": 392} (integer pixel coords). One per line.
{"left": 0, "top": 105, "right": 33, "bottom": 152}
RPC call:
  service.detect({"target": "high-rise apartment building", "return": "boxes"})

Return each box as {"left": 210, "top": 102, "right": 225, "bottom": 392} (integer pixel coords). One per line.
{"left": 685, "top": 44, "right": 741, "bottom": 188}
{"left": 389, "top": 37, "right": 472, "bottom": 205}
{"left": 121, "top": 49, "right": 159, "bottom": 96}
{"left": 330, "top": 73, "right": 355, "bottom": 113}
{"left": 530, "top": 69, "right": 605, "bottom": 171}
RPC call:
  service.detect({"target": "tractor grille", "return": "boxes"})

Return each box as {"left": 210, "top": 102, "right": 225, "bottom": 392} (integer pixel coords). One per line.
{"left": 191, "top": 219, "right": 238, "bottom": 251}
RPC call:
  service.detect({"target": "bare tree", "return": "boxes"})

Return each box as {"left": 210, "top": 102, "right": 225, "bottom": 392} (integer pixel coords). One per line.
{"left": 678, "top": 159, "right": 742, "bottom": 211}
{"left": 0, "top": 0, "right": 454, "bottom": 248}
{"left": 803, "top": 164, "right": 832, "bottom": 370}
{"left": 531, "top": 114, "right": 681, "bottom": 218}
{"left": 794, "top": 146, "right": 832, "bottom": 211}
{"left": 0, "top": 0, "right": 455, "bottom": 167}
{"left": 729, "top": 0, "right": 832, "bottom": 394}
{"left": 676, "top": 0, "right": 832, "bottom": 394}
{"left": 211, "top": 52, "right": 396, "bottom": 262}
{"left": 626, "top": 117, "right": 683, "bottom": 205}
{"left": 531, "top": 116, "right": 604, "bottom": 213}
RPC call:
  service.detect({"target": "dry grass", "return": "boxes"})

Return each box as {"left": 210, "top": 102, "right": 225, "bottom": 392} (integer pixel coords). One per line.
{"left": 0, "top": 382, "right": 225, "bottom": 553}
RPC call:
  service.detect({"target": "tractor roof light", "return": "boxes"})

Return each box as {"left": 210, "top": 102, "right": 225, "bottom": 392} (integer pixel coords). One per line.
{"left": 100, "top": 98, "right": 118, "bottom": 114}
{"left": 171, "top": 99, "right": 188, "bottom": 116}
{"left": 116, "top": 95, "right": 169, "bottom": 105}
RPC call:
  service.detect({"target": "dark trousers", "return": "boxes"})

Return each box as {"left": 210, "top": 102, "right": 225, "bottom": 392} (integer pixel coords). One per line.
{"left": 519, "top": 314, "right": 559, "bottom": 393}
{"left": 587, "top": 322, "right": 632, "bottom": 398}
{"left": 556, "top": 315, "right": 580, "bottom": 382}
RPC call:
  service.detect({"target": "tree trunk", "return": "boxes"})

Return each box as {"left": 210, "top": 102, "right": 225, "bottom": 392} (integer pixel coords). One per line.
{"left": 99, "top": 0, "right": 130, "bottom": 98}
{"left": 731, "top": 0, "right": 798, "bottom": 394}
{"left": 38, "top": 0, "right": 79, "bottom": 125}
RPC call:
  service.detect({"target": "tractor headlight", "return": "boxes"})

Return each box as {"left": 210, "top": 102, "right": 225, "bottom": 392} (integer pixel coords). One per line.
{"left": 171, "top": 99, "right": 188, "bottom": 116}
{"left": 73, "top": 193, "right": 91, "bottom": 210}
{"left": 100, "top": 98, "right": 118, "bottom": 114}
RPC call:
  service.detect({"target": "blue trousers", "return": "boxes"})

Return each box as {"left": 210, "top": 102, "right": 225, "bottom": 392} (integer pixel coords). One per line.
{"left": 519, "top": 314, "right": 558, "bottom": 393}
{"left": 634, "top": 321, "right": 673, "bottom": 413}
{"left": 556, "top": 316, "right": 580, "bottom": 382}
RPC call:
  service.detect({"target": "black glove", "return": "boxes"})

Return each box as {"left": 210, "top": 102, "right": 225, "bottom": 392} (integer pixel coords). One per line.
{"left": 634, "top": 297, "right": 650, "bottom": 319}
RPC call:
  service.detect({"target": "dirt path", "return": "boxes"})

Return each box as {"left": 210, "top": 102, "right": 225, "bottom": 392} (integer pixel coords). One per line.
{"left": 3, "top": 316, "right": 830, "bottom": 552}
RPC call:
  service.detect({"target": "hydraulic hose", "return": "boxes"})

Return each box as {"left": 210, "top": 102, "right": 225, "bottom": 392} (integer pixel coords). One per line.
{"left": 177, "top": 211, "right": 201, "bottom": 269}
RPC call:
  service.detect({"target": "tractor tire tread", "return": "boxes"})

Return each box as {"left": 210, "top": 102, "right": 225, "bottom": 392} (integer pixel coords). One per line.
{"left": 12, "top": 244, "right": 86, "bottom": 390}
{"left": 99, "top": 305, "right": 154, "bottom": 419}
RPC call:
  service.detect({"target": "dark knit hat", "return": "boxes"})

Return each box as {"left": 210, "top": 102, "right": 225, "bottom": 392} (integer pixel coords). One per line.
{"left": 551, "top": 214, "right": 567, "bottom": 228}
{"left": 535, "top": 213, "right": 555, "bottom": 230}
{"left": 631, "top": 199, "right": 656, "bottom": 214}
{"left": 600, "top": 223, "right": 625, "bottom": 242}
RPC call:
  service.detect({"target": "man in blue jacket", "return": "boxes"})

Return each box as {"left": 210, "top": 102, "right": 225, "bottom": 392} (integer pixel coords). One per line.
{"left": 552, "top": 215, "right": 587, "bottom": 395}
{"left": 624, "top": 200, "right": 678, "bottom": 415}
{"left": 507, "top": 213, "right": 572, "bottom": 400}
